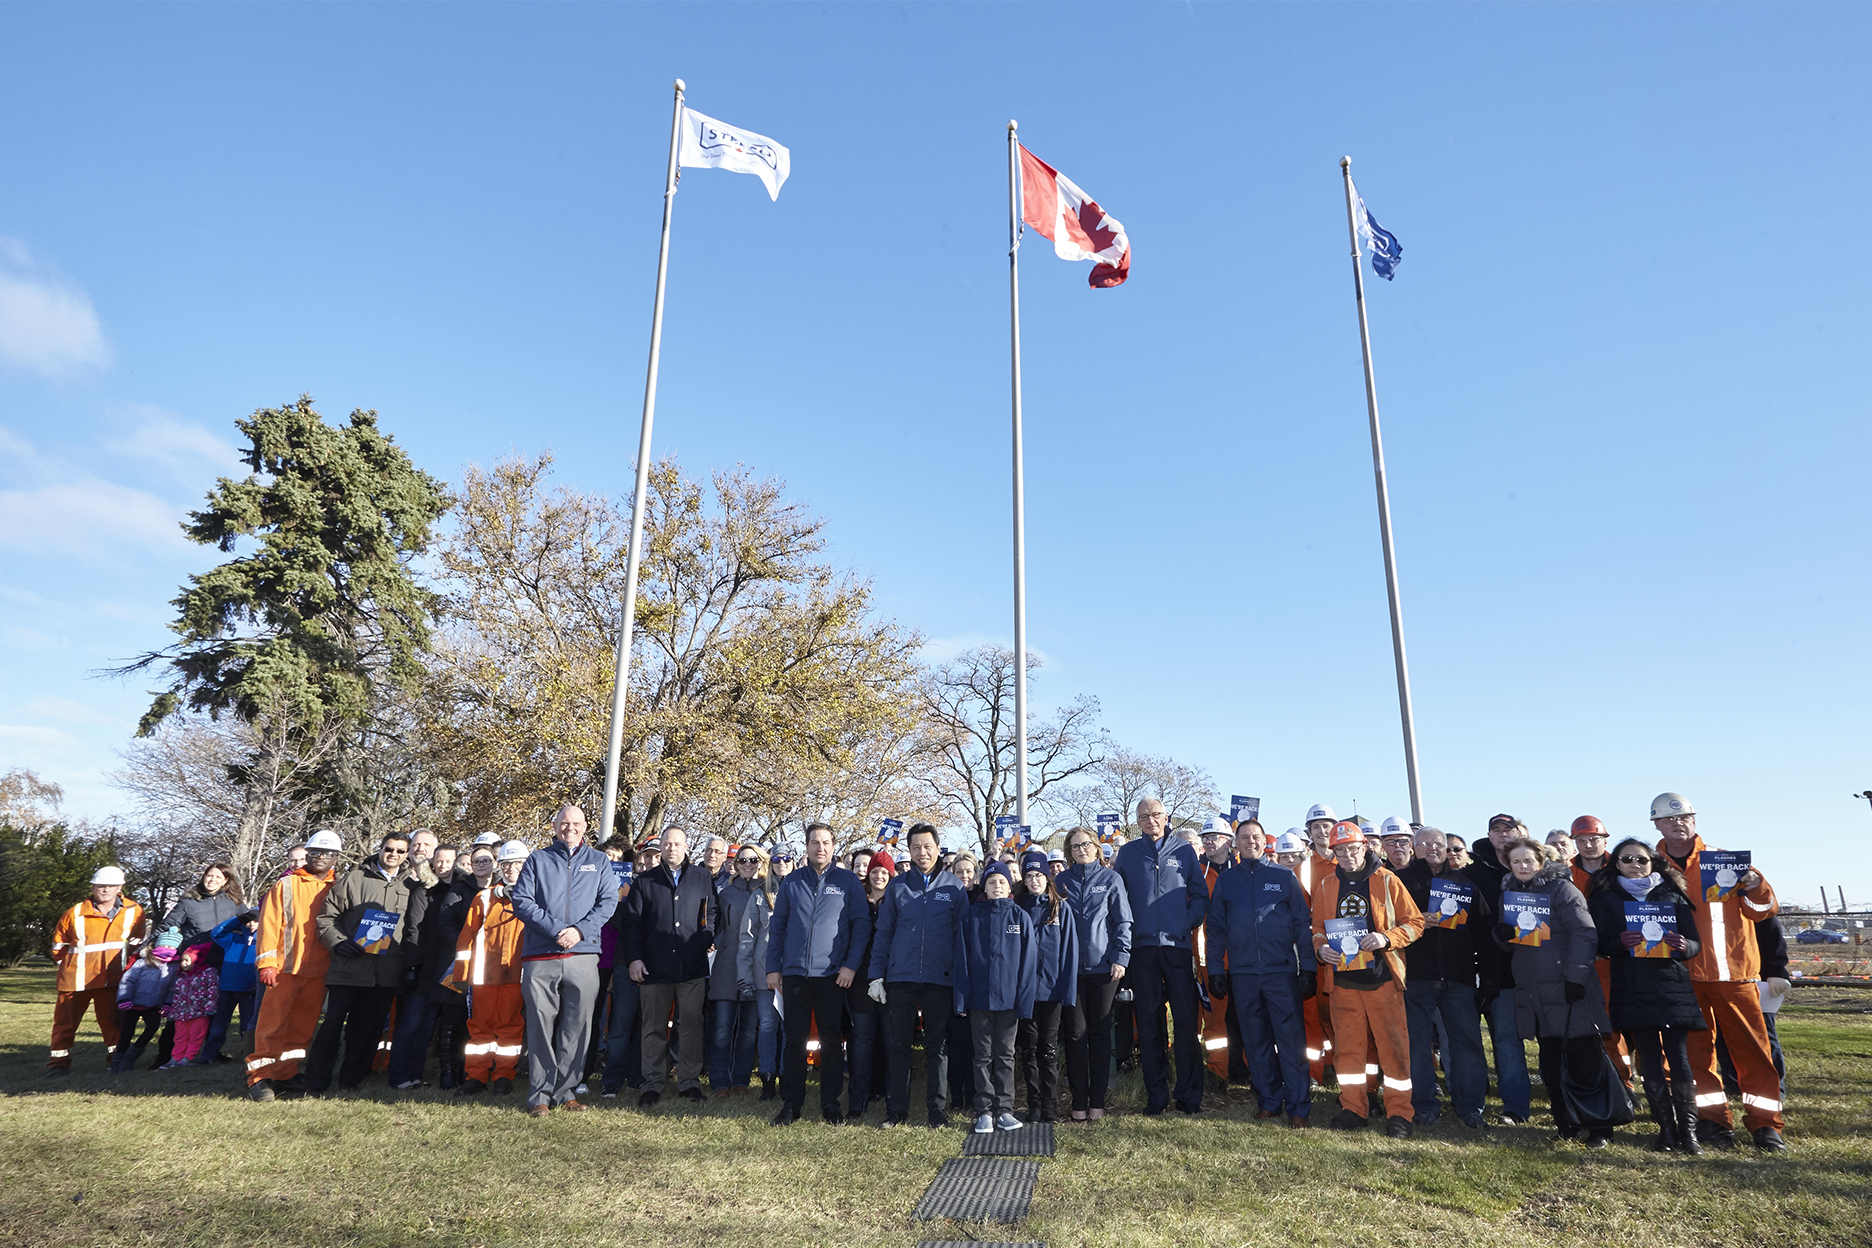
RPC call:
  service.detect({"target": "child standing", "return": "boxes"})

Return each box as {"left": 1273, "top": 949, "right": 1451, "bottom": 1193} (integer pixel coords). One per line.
{"left": 113, "top": 942, "right": 177, "bottom": 1073}
{"left": 453, "top": 840, "right": 529, "bottom": 1095}
{"left": 159, "top": 940, "right": 220, "bottom": 1068}
{"left": 200, "top": 911, "right": 260, "bottom": 1064}
{"left": 955, "top": 861, "right": 1039, "bottom": 1134}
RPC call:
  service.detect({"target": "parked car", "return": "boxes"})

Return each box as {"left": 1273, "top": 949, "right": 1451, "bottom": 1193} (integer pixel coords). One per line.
{"left": 1796, "top": 927, "right": 1849, "bottom": 944}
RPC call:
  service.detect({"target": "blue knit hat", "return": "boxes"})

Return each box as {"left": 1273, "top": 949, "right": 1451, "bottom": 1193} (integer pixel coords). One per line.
{"left": 1020, "top": 851, "right": 1049, "bottom": 878}
{"left": 983, "top": 861, "right": 1015, "bottom": 887}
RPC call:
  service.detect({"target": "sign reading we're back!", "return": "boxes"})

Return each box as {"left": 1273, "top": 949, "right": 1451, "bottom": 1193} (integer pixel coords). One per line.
{"left": 1700, "top": 850, "right": 1751, "bottom": 902}
{"left": 1500, "top": 892, "right": 1551, "bottom": 947}
{"left": 1426, "top": 877, "right": 1473, "bottom": 930}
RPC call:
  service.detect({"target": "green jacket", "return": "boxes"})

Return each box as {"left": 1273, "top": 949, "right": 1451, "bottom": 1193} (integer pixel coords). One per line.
{"left": 318, "top": 859, "right": 411, "bottom": 988}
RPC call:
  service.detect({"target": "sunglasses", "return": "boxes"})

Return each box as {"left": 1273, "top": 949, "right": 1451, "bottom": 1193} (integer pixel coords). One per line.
{"left": 382, "top": 847, "right": 408, "bottom": 856}
{"left": 736, "top": 857, "right": 760, "bottom": 866}
{"left": 1617, "top": 855, "right": 1652, "bottom": 865}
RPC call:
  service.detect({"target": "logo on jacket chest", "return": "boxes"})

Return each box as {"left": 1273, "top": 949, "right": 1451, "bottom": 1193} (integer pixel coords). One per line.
{"left": 1006, "top": 924, "right": 1024, "bottom": 934}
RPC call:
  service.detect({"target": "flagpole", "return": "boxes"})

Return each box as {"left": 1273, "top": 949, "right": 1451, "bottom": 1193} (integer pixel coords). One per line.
{"left": 598, "top": 79, "right": 685, "bottom": 845}
{"left": 1007, "top": 120, "right": 1029, "bottom": 829}
{"left": 1339, "top": 155, "right": 1424, "bottom": 827}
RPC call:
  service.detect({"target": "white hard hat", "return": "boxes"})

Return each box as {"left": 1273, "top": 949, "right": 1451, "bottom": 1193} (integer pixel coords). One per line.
{"left": 90, "top": 865, "right": 126, "bottom": 886}
{"left": 497, "top": 839, "right": 531, "bottom": 863}
{"left": 305, "top": 830, "right": 343, "bottom": 852}
{"left": 1305, "top": 804, "right": 1335, "bottom": 824}
{"left": 1650, "top": 792, "right": 1694, "bottom": 821}
{"left": 1273, "top": 832, "right": 1308, "bottom": 854}
{"left": 472, "top": 831, "right": 502, "bottom": 846}
{"left": 1202, "top": 813, "right": 1232, "bottom": 837}
{"left": 1379, "top": 815, "right": 1411, "bottom": 839}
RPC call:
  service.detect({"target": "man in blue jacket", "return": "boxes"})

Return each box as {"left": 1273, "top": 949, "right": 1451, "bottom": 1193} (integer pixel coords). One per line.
{"left": 868, "top": 822, "right": 969, "bottom": 1129}
{"left": 511, "top": 805, "right": 619, "bottom": 1118}
{"left": 766, "top": 822, "right": 872, "bottom": 1126}
{"left": 1204, "top": 818, "right": 1318, "bottom": 1126}
{"left": 1113, "top": 797, "right": 1209, "bottom": 1115}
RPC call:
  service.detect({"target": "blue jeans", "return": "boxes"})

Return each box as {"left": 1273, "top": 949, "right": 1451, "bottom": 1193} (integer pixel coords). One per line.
{"left": 756, "top": 988, "right": 781, "bottom": 1078}
{"left": 1404, "top": 979, "right": 1489, "bottom": 1122}
{"left": 1485, "top": 987, "right": 1531, "bottom": 1119}
{"left": 710, "top": 997, "right": 760, "bottom": 1089}
{"left": 386, "top": 989, "right": 437, "bottom": 1085}
{"left": 1231, "top": 971, "right": 1311, "bottom": 1118}
{"left": 191, "top": 989, "right": 255, "bottom": 1064}
{"left": 601, "top": 975, "right": 641, "bottom": 1090}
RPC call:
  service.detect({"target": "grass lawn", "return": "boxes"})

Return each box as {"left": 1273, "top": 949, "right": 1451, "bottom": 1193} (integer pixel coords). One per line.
{"left": 1, "top": 965, "right": 1867, "bottom": 1247}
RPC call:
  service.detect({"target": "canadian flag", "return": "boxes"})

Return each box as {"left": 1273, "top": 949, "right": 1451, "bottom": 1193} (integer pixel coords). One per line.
{"left": 1018, "top": 145, "right": 1130, "bottom": 288}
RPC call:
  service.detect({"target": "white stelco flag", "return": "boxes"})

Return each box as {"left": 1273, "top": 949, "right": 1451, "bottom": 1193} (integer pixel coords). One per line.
{"left": 678, "top": 107, "right": 790, "bottom": 201}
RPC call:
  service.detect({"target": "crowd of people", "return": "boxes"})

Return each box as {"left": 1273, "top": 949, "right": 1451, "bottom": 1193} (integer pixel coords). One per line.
{"left": 43, "top": 791, "right": 1791, "bottom": 1152}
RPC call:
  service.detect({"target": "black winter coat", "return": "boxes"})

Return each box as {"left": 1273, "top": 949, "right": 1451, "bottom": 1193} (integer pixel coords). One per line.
{"left": 618, "top": 863, "right": 716, "bottom": 983}
{"left": 161, "top": 892, "right": 244, "bottom": 943}
{"left": 1463, "top": 841, "right": 1517, "bottom": 990}
{"left": 416, "top": 875, "right": 473, "bottom": 1003}
{"left": 1492, "top": 862, "right": 1611, "bottom": 1039}
{"left": 1398, "top": 861, "right": 1500, "bottom": 994}
{"left": 1586, "top": 878, "right": 1707, "bottom": 1033}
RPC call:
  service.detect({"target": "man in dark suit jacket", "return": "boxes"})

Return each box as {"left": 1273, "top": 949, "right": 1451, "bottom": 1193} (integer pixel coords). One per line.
{"left": 619, "top": 826, "right": 716, "bottom": 1106}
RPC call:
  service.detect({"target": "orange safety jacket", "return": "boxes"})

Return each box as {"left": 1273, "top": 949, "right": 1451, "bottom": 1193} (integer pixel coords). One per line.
{"left": 50, "top": 899, "right": 147, "bottom": 993}
{"left": 1309, "top": 864, "right": 1425, "bottom": 988}
{"left": 255, "top": 867, "right": 337, "bottom": 978}
{"left": 1296, "top": 853, "right": 1334, "bottom": 905}
{"left": 1657, "top": 835, "right": 1777, "bottom": 984}
{"left": 454, "top": 887, "right": 524, "bottom": 987}
{"left": 1193, "top": 858, "right": 1236, "bottom": 973}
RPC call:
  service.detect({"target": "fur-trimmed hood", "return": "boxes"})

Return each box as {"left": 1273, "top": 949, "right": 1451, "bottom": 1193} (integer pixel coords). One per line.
{"left": 1502, "top": 860, "right": 1572, "bottom": 892}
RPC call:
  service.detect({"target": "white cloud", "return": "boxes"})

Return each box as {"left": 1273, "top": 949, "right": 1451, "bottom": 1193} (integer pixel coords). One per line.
{"left": 0, "top": 479, "right": 191, "bottom": 558}
{"left": 0, "top": 239, "right": 111, "bottom": 378}
{"left": 0, "top": 417, "right": 212, "bottom": 561}
{"left": 1, "top": 625, "right": 71, "bottom": 652}
{"left": 18, "top": 696, "right": 125, "bottom": 728}
{"left": 104, "top": 404, "right": 239, "bottom": 481}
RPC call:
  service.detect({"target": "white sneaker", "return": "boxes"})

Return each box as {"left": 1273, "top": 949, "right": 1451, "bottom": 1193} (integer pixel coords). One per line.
{"left": 973, "top": 1113, "right": 994, "bottom": 1134}
{"left": 575, "top": 1083, "right": 589, "bottom": 1096}
{"left": 996, "top": 1113, "right": 1024, "bottom": 1131}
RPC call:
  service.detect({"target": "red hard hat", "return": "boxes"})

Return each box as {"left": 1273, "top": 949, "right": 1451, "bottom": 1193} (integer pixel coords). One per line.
{"left": 1328, "top": 820, "right": 1365, "bottom": 848}
{"left": 1570, "top": 815, "right": 1607, "bottom": 837}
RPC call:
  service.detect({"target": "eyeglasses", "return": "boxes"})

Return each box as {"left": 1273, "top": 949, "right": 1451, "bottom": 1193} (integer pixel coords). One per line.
{"left": 382, "top": 848, "right": 408, "bottom": 856}
{"left": 736, "top": 857, "right": 759, "bottom": 866}
{"left": 1616, "top": 855, "right": 1651, "bottom": 866}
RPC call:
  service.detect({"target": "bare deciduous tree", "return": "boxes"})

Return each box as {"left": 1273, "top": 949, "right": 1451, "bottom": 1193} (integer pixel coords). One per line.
{"left": 910, "top": 645, "right": 1104, "bottom": 858}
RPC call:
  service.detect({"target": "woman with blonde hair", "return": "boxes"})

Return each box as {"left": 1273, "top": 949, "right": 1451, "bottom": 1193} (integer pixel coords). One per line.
{"left": 710, "top": 842, "right": 774, "bottom": 1097}
{"left": 1493, "top": 834, "right": 1618, "bottom": 1146}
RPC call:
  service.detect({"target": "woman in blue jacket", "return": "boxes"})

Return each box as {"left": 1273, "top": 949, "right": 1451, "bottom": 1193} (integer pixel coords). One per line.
{"left": 954, "top": 862, "right": 1039, "bottom": 1133}
{"left": 1017, "top": 852, "right": 1078, "bottom": 1123}
{"left": 1059, "top": 827, "right": 1133, "bottom": 1120}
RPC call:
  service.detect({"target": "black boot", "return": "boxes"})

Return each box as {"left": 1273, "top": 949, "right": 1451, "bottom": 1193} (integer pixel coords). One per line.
{"left": 1642, "top": 1075, "right": 1676, "bottom": 1152}
{"left": 1672, "top": 1080, "right": 1704, "bottom": 1156}
{"left": 435, "top": 1020, "right": 458, "bottom": 1091}
{"left": 759, "top": 1074, "right": 777, "bottom": 1102}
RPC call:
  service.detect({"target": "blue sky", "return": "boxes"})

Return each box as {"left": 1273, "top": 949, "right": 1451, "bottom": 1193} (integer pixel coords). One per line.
{"left": 2, "top": 4, "right": 1867, "bottom": 909}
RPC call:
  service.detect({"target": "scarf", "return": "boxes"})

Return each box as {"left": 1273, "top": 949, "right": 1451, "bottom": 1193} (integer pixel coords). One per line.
{"left": 1618, "top": 873, "right": 1661, "bottom": 899}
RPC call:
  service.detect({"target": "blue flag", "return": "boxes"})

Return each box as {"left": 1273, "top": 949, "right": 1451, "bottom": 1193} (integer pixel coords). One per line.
{"left": 1350, "top": 178, "right": 1403, "bottom": 280}
{"left": 1364, "top": 207, "right": 1402, "bottom": 279}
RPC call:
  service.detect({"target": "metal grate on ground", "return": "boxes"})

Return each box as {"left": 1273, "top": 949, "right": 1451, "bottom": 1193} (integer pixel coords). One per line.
{"left": 961, "top": 1121, "right": 1055, "bottom": 1157}
{"left": 912, "top": 1158, "right": 1041, "bottom": 1224}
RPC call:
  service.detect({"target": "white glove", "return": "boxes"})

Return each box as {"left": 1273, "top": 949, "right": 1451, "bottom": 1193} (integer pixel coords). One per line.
{"left": 1765, "top": 976, "right": 1789, "bottom": 999}
{"left": 867, "top": 979, "right": 887, "bottom": 1005}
